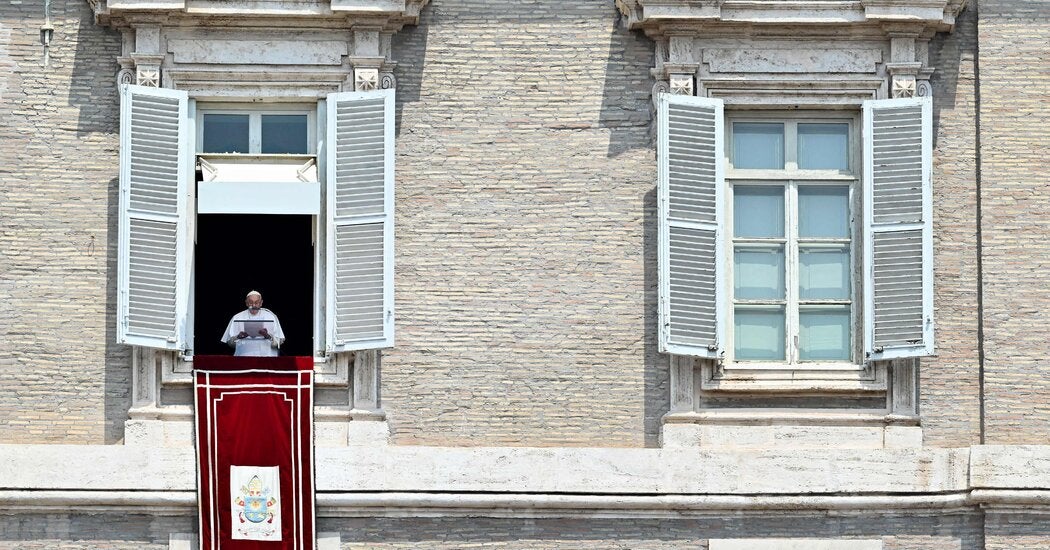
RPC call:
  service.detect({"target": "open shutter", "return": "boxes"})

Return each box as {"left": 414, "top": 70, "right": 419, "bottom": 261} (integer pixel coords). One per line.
{"left": 325, "top": 90, "right": 395, "bottom": 352}
{"left": 658, "top": 94, "right": 726, "bottom": 357}
{"left": 863, "top": 97, "right": 934, "bottom": 360}
{"left": 117, "top": 84, "right": 191, "bottom": 350}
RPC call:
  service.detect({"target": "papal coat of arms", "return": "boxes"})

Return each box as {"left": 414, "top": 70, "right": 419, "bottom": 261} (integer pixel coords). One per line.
{"left": 230, "top": 465, "right": 282, "bottom": 541}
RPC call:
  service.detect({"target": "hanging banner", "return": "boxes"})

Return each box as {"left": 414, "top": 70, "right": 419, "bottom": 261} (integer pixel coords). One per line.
{"left": 194, "top": 356, "right": 315, "bottom": 550}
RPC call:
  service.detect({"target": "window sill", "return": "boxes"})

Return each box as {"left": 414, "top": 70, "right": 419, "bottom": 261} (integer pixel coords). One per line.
{"left": 663, "top": 409, "right": 919, "bottom": 427}
{"left": 162, "top": 352, "right": 349, "bottom": 386}
{"left": 700, "top": 359, "right": 886, "bottom": 393}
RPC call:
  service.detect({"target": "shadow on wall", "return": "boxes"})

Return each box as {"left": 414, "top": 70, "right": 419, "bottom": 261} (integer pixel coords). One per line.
{"left": 928, "top": 1, "right": 975, "bottom": 150}
{"left": 390, "top": 3, "right": 431, "bottom": 136}
{"left": 600, "top": 8, "right": 657, "bottom": 159}
{"left": 67, "top": 0, "right": 129, "bottom": 444}
{"left": 605, "top": 9, "right": 665, "bottom": 446}
{"left": 642, "top": 187, "right": 667, "bottom": 446}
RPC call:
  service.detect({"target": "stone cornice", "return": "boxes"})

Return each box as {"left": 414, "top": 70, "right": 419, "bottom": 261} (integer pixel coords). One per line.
{"left": 1, "top": 445, "right": 1049, "bottom": 517}
{"left": 619, "top": 0, "right": 969, "bottom": 35}
{"left": 89, "top": 0, "right": 430, "bottom": 30}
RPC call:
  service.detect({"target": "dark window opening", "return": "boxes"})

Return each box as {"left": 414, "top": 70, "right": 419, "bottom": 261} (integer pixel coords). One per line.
{"left": 194, "top": 214, "right": 315, "bottom": 357}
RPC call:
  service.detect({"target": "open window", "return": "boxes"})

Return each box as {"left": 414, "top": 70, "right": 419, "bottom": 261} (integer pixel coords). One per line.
{"left": 116, "top": 85, "right": 397, "bottom": 357}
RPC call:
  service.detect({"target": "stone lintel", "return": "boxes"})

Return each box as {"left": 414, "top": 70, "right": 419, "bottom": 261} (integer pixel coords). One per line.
{"left": 627, "top": 0, "right": 963, "bottom": 35}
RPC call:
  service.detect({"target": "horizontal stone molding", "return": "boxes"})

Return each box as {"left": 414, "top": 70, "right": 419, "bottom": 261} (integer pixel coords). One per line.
{"left": 662, "top": 410, "right": 919, "bottom": 426}
{"left": 0, "top": 444, "right": 967, "bottom": 495}
{"left": 95, "top": 0, "right": 430, "bottom": 24}
{"left": 0, "top": 444, "right": 1047, "bottom": 516}
{"left": 621, "top": 0, "right": 967, "bottom": 33}
{"left": 4, "top": 489, "right": 1050, "bottom": 518}
{"left": 704, "top": 48, "right": 882, "bottom": 74}
{"left": 169, "top": 40, "right": 348, "bottom": 65}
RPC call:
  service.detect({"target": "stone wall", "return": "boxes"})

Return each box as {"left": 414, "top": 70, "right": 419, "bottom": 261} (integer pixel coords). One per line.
{"left": 0, "top": 512, "right": 985, "bottom": 549}
{"left": 977, "top": 0, "right": 1050, "bottom": 445}
{"left": 0, "top": 513, "right": 190, "bottom": 549}
{"left": 327, "top": 515, "right": 985, "bottom": 550}
{"left": 0, "top": 0, "right": 127, "bottom": 444}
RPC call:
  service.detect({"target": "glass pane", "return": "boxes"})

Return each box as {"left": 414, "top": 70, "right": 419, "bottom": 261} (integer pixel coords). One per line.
{"left": 733, "top": 122, "right": 784, "bottom": 169}
{"left": 202, "top": 114, "right": 249, "bottom": 153}
{"left": 735, "top": 307, "right": 786, "bottom": 361}
{"left": 262, "top": 114, "right": 309, "bottom": 154}
{"left": 735, "top": 246, "right": 785, "bottom": 300}
{"left": 798, "top": 186, "right": 850, "bottom": 238}
{"left": 733, "top": 186, "right": 784, "bottom": 238}
{"left": 799, "top": 307, "right": 851, "bottom": 361}
{"left": 799, "top": 247, "right": 850, "bottom": 300}
{"left": 797, "top": 123, "right": 849, "bottom": 170}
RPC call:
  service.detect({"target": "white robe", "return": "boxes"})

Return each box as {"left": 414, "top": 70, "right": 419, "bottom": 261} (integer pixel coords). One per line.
{"left": 221, "top": 308, "right": 286, "bottom": 357}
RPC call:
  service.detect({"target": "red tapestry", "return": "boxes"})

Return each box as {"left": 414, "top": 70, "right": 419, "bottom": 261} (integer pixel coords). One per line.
{"left": 194, "top": 356, "right": 315, "bottom": 550}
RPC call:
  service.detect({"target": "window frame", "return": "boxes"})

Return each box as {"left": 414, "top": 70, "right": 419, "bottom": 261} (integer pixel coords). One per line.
{"left": 195, "top": 103, "right": 317, "bottom": 156}
{"left": 723, "top": 110, "right": 867, "bottom": 375}
{"left": 188, "top": 102, "right": 325, "bottom": 361}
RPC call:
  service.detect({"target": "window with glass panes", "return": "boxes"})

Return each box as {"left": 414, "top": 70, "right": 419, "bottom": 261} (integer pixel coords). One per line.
{"left": 728, "top": 117, "right": 856, "bottom": 364}
{"left": 199, "top": 110, "right": 313, "bottom": 155}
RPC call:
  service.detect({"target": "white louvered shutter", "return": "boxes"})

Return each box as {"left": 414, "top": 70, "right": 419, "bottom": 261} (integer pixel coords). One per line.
{"left": 117, "top": 84, "right": 190, "bottom": 350}
{"left": 863, "top": 97, "right": 934, "bottom": 360}
{"left": 325, "top": 90, "right": 395, "bottom": 352}
{"left": 658, "top": 94, "right": 726, "bottom": 357}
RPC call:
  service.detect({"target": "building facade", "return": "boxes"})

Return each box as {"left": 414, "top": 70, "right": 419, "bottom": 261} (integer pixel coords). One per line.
{"left": 1, "top": 0, "right": 1049, "bottom": 547}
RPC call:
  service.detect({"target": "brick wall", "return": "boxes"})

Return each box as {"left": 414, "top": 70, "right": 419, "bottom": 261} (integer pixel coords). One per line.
{"left": 385, "top": 0, "right": 663, "bottom": 446}
{"left": 977, "top": 0, "right": 1050, "bottom": 444}
{"left": 0, "top": 513, "right": 190, "bottom": 549}
{"left": 0, "top": 512, "right": 987, "bottom": 549}
{"left": 326, "top": 515, "right": 984, "bottom": 550}
{"left": 922, "top": 5, "right": 982, "bottom": 447}
{"left": 984, "top": 512, "right": 1050, "bottom": 550}
{"left": 0, "top": 0, "right": 127, "bottom": 444}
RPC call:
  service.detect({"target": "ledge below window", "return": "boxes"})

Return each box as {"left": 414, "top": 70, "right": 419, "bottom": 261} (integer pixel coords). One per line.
{"left": 700, "top": 360, "right": 887, "bottom": 393}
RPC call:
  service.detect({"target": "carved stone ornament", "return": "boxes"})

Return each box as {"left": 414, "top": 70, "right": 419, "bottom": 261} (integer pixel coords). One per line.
{"left": 652, "top": 80, "right": 670, "bottom": 110}
{"left": 892, "top": 75, "right": 917, "bottom": 98}
{"left": 354, "top": 68, "right": 379, "bottom": 91}
{"left": 136, "top": 67, "right": 160, "bottom": 87}
{"left": 670, "top": 74, "right": 695, "bottom": 96}
{"left": 916, "top": 79, "right": 933, "bottom": 98}
{"left": 117, "top": 67, "right": 135, "bottom": 87}
{"left": 380, "top": 72, "right": 397, "bottom": 90}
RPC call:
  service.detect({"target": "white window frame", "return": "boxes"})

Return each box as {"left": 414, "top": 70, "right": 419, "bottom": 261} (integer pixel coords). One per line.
{"left": 710, "top": 110, "right": 885, "bottom": 389}
{"left": 195, "top": 104, "right": 317, "bottom": 155}
{"left": 187, "top": 102, "right": 324, "bottom": 361}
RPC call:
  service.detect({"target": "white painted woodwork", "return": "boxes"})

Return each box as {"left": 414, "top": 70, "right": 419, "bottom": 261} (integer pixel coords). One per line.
{"left": 658, "top": 94, "right": 726, "bottom": 358}
{"left": 197, "top": 155, "right": 318, "bottom": 183}
{"left": 117, "top": 84, "right": 191, "bottom": 351}
{"left": 325, "top": 90, "right": 395, "bottom": 352}
{"left": 196, "top": 182, "right": 321, "bottom": 215}
{"left": 863, "top": 97, "right": 934, "bottom": 359}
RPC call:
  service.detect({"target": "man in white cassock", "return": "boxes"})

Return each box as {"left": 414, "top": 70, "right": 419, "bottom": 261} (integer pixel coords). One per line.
{"left": 222, "top": 290, "right": 286, "bottom": 357}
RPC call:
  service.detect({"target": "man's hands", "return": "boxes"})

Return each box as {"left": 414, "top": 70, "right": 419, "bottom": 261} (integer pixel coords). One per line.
{"left": 236, "top": 329, "right": 272, "bottom": 340}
